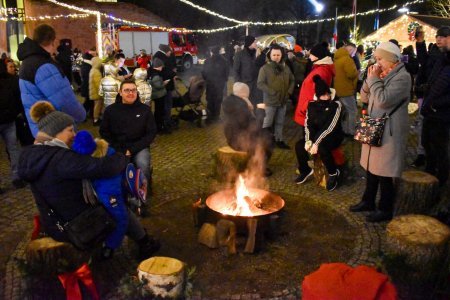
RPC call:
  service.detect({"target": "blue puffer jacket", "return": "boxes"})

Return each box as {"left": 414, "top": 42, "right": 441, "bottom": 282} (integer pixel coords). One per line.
{"left": 17, "top": 38, "right": 86, "bottom": 136}
{"left": 90, "top": 147, "right": 129, "bottom": 249}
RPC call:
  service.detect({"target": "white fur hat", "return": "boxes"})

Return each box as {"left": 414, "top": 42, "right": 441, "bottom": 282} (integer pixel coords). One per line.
{"left": 374, "top": 42, "right": 401, "bottom": 62}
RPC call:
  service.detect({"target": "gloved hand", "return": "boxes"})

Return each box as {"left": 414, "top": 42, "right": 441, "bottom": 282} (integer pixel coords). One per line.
{"left": 309, "top": 144, "right": 318, "bottom": 155}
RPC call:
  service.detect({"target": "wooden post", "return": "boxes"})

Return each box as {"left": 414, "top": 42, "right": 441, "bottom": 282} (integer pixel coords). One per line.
{"left": 244, "top": 218, "right": 258, "bottom": 253}
{"left": 198, "top": 223, "right": 219, "bottom": 248}
{"left": 385, "top": 215, "right": 450, "bottom": 298}
{"left": 216, "top": 219, "right": 237, "bottom": 255}
{"left": 213, "top": 146, "right": 249, "bottom": 182}
{"left": 313, "top": 156, "right": 327, "bottom": 188}
{"left": 138, "top": 256, "right": 185, "bottom": 298}
{"left": 395, "top": 170, "right": 440, "bottom": 216}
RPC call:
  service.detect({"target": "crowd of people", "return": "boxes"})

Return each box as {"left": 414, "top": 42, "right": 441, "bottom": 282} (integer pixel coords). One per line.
{"left": 0, "top": 22, "right": 449, "bottom": 261}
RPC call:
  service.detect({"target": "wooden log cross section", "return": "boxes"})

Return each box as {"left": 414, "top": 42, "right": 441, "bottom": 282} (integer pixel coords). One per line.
{"left": 385, "top": 214, "right": 450, "bottom": 294}
{"left": 138, "top": 256, "right": 185, "bottom": 298}
{"left": 395, "top": 170, "right": 440, "bottom": 216}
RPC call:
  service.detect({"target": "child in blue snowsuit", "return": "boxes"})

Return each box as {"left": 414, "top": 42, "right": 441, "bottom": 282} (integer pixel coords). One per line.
{"left": 72, "top": 130, "right": 128, "bottom": 258}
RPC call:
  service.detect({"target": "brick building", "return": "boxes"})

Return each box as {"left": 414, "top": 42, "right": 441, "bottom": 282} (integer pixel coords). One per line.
{"left": 1, "top": 0, "right": 170, "bottom": 59}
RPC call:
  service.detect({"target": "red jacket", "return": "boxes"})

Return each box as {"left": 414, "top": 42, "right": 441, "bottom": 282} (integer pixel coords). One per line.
{"left": 137, "top": 55, "right": 151, "bottom": 69}
{"left": 294, "top": 58, "right": 335, "bottom": 126}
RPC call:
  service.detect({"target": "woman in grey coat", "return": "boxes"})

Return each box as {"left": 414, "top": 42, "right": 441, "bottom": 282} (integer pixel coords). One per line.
{"left": 349, "top": 42, "right": 411, "bottom": 223}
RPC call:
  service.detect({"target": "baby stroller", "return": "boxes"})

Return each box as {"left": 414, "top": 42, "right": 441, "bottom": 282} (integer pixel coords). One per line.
{"left": 172, "top": 76, "right": 208, "bottom": 127}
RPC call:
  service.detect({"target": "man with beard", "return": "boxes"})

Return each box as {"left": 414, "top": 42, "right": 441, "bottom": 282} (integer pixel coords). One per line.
{"left": 257, "top": 44, "right": 294, "bottom": 150}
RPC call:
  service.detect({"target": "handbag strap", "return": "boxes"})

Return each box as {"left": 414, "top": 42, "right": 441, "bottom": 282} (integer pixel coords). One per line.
{"left": 387, "top": 98, "right": 407, "bottom": 117}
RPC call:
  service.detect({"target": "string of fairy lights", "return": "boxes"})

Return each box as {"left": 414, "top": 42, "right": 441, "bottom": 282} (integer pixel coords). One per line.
{"left": 0, "top": 0, "right": 425, "bottom": 33}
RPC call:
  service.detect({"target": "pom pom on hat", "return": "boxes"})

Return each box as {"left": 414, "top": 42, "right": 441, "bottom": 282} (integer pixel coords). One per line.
{"left": 72, "top": 130, "right": 97, "bottom": 155}
{"left": 30, "top": 101, "right": 55, "bottom": 123}
{"left": 313, "top": 75, "right": 331, "bottom": 98}
{"left": 30, "top": 101, "right": 74, "bottom": 137}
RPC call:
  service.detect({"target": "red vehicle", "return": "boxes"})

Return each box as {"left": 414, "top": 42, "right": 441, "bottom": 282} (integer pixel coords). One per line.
{"left": 102, "top": 26, "right": 198, "bottom": 69}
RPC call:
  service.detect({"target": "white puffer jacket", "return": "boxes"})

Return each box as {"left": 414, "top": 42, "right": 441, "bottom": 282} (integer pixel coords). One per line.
{"left": 133, "top": 68, "right": 152, "bottom": 106}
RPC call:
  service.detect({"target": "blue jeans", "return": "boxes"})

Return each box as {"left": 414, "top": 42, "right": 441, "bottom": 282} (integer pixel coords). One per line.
{"left": 132, "top": 148, "right": 152, "bottom": 181}
{"left": 262, "top": 104, "right": 287, "bottom": 142}
{"left": 340, "top": 96, "right": 357, "bottom": 135}
{"left": 0, "top": 122, "right": 20, "bottom": 182}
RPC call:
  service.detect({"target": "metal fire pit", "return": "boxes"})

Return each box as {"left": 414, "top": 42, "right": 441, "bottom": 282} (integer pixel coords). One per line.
{"left": 205, "top": 188, "right": 285, "bottom": 217}
{"left": 203, "top": 188, "right": 285, "bottom": 253}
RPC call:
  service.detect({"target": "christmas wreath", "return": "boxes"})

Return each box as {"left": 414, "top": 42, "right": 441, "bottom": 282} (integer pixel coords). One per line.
{"left": 408, "top": 21, "right": 420, "bottom": 41}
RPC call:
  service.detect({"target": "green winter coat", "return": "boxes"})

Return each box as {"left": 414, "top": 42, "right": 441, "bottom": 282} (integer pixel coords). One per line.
{"left": 257, "top": 61, "right": 295, "bottom": 107}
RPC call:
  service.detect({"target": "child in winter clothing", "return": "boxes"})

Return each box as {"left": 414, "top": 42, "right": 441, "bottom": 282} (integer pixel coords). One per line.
{"left": 296, "top": 75, "right": 344, "bottom": 191}
{"left": 99, "top": 64, "right": 121, "bottom": 108}
{"left": 72, "top": 130, "right": 129, "bottom": 258}
{"left": 133, "top": 68, "right": 152, "bottom": 106}
{"left": 147, "top": 58, "right": 168, "bottom": 133}
{"left": 89, "top": 57, "right": 103, "bottom": 125}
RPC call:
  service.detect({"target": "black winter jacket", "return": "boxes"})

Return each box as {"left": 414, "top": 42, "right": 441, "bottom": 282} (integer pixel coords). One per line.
{"left": 202, "top": 54, "right": 229, "bottom": 87}
{"left": 305, "top": 99, "right": 344, "bottom": 147}
{"left": 233, "top": 48, "right": 258, "bottom": 84}
{"left": 0, "top": 73, "right": 22, "bottom": 124}
{"left": 100, "top": 99, "right": 157, "bottom": 154}
{"left": 18, "top": 144, "right": 128, "bottom": 242}
{"left": 421, "top": 52, "right": 450, "bottom": 123}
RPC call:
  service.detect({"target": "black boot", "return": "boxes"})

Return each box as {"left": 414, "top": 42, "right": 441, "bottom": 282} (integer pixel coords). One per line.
{"left": 349, "top": 201, "right": 375, "bottom": 212}
{"left": 137, "top": 234, "right": 161, "bottom": 260}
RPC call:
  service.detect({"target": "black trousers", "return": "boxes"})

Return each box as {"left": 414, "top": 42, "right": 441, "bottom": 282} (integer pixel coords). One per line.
{"left": 153, "top": 97, "right": 165, "bottom": 130}
{"left": 295, "top": 125, "right": 341, "bottom": 175}
{"left": 362, "top": 171, "right": 395, "bottom": 212}
{"left": 422, "top": 118, "right": 449, "bottom": 186}
{"left": 206, "top": 82, "right": 226, "bottom": 119}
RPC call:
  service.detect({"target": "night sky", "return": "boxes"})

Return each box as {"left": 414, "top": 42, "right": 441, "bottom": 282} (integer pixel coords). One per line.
{"left": 121, "top": 0, "right": 430, "bottom": 48}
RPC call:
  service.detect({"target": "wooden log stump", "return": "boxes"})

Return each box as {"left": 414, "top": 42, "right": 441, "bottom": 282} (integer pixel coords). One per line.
{"left": 385, "top": 215, "right": 450, "bottom": 297}
{"left": 395, "top": 170, "right": 440, "bottom": 216}
{"left": 25, "top": 237, "right": 88, "bottom": 274}
{"left": 213, "top": 146, "right": 249, "bottom": 182}
{"left": 138, "top": 256, "right": 185, "bottom": 298}
{"left": 216, "top": 219, "right": 237, "bottom": 255}
{"left": 198, "top": 223, "right": 219, "bottom": 248}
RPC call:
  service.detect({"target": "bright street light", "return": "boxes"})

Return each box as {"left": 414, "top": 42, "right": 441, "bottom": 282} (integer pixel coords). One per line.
{"left": 398, "top": 7, "right": 409, "bottom": 13}
{"left": 308, "top": 0, "right": 324, "bottom": 13}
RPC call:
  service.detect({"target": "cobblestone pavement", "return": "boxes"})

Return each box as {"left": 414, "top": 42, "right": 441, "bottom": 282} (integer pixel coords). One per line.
{"left": 0, "top": 91, "right": 432, "bottom": 299}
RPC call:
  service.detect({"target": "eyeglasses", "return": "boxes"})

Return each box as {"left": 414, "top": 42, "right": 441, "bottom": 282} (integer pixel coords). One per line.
{"left": 122, "top": 89, "right": 137, "bottom": 94}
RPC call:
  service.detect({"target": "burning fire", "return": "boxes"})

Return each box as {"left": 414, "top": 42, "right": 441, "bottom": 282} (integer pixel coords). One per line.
{"left": 223, "top": 175, "right": 262, "bottom": 217}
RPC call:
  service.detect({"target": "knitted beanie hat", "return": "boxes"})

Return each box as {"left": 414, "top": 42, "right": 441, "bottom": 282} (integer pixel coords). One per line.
{"left": 244, "top": 35, "right": 256, "bottom": 48}
{"left": 72, "top": 130, "right": 96, "bottom": 155}
{"left": 313, "top": 75, "right": 331, "bottom": 98}
{"left": 309, "top": 43, "right": 328, "bottom": 60}
{"left": 30, "top": 101, "right": 74, "bottom": 137}
{"left": 233, "top": 82, "right": 250, "bottom": 99}
{"left": 374, "top": 42, "right": 401, "bottom": 63}
{"left": 159, "top": 44, "right": 171, "bottom": 53}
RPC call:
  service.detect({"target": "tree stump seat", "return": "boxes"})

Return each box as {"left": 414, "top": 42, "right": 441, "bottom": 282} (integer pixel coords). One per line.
{"left": 385, "top": 215, "right": 450, "bottom": 298}
{"left": 395, "top": 170, "right": 439, "bottom": 216}
{"left": 213, "top": 146, "right": 249, "bottom": 182}
{"left": 26, "top": 237, "right": 89, "bottom": 274}
{"left": 313, "top": 146, "right": 345, "bottom": 188}
{"left": 138, "top": 256, "right": 185, "bottom": 298}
